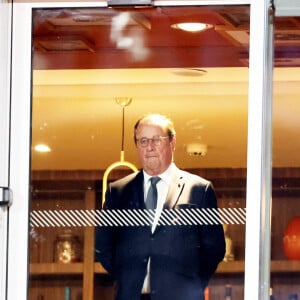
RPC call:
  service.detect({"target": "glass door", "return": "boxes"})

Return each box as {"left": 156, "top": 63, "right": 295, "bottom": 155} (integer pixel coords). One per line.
{"left": 270, "top": 5, "right": 300, "bottom": 299}
{"left": 30, "top": 4, "right": 250, "bottom": 299}
{"left": 8, "top": 0, "right": 276, "bottom": 299}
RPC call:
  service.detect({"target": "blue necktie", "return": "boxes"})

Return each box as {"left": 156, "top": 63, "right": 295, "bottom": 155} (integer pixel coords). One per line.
{"left": 145, "top": 177, "right": 161, "bottom": 209}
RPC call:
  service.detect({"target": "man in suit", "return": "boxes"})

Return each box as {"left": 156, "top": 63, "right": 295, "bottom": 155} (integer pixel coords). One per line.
{"left": 95, "top": 114, "right": 225, "bottom": 300}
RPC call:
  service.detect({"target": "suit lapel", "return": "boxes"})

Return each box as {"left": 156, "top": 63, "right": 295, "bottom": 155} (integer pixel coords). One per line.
{"left": 127, "top": 171, "right": 145, "bottom": 209}
{"left": 163, "top": 171, "right": 185, "bottom": 209}
{"left": 151, "top": 170, "right": 184, "bottom": 234}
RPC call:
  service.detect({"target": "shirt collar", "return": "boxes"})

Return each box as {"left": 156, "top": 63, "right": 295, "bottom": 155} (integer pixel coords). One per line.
{"left": 143, "top": 163, "right": 175, "bottom": 185}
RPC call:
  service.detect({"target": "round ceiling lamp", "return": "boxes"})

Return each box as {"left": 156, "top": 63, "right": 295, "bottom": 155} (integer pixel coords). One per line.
{"left": 34, "top": 144, "right": 51, "bottom": 153}
{"left": 171, "top": 22, "right": 213, "bottom": 32}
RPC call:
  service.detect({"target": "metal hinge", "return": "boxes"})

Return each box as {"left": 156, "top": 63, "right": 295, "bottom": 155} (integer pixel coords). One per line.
{"left": 0, "top": 187, "right": 12, "bottom": 207}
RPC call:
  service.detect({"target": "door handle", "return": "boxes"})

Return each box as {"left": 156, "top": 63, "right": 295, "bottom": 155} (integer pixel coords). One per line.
{"left": 0, "top": 187, "right": 12, "bottom": 207}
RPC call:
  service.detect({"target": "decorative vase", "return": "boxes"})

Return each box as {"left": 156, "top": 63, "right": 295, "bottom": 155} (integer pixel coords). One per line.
{"left": 283, "top": 216, "right": 300, "bottom": 260}
{"left": 54, "top": 230, "right": 82, "bottom": 263}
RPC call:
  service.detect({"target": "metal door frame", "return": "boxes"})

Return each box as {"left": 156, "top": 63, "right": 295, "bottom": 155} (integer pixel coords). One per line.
{"left": 0, "top": 1, "right": 12, "bottom": 299}
{"left": 8, "top": 0, "right": 274, "bottom": 299}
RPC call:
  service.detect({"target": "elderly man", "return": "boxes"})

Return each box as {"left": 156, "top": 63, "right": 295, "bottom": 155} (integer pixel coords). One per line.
{"left": 95, "top": 113, "right": 225, "bottom": 300}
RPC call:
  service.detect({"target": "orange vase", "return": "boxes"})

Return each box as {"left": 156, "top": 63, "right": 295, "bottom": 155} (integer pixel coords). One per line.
{"left": 283, "top": 216, "right": 300, "bottom": 260}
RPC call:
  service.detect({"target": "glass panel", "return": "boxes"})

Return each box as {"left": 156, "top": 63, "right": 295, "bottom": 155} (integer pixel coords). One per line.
{"left": 30, "top": 5, "right": 249, "bottom": 300}
{"left": 271, "top": 15, "right": 300, "bottom": 299}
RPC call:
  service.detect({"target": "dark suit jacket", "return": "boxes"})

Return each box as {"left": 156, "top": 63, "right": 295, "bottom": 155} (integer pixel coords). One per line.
{"left": 95, "top": 166, "right": 225, "bottom": 300}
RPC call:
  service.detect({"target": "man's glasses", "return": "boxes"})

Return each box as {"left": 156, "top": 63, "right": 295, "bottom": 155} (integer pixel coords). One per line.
{"left": 136, "top": 136, "right": 169, "bottom": 148}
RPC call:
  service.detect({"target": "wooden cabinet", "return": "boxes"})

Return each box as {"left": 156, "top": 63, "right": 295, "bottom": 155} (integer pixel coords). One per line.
{"left": 29, "top": 190, "right": 100, "bottom": 300}
{"left": 29, "top": 261, "right": 300, "bottom": 299}
{"left": 29, "top": 168, "right": 300, "bottom": 299}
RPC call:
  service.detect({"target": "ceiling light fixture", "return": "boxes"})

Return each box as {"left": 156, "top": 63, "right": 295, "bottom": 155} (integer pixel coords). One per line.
{"left": 186, "top": 143, "right": 208, "bottom": 156}
{"left": 34, "top": 144, "right": 51, "bottom": 153}
{"left": 171, "top": 22, "right": 213, "bottom": 32}
{"left": 172, "top": 68, "right": 207, "bottom": 77}
{"left": 102, "top": 97, "right": 138, "bottom": 206}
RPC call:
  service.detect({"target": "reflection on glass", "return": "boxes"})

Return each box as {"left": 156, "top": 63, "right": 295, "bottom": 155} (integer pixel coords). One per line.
{"left": 30, "top": 5, "right": 249, "bottom": 300}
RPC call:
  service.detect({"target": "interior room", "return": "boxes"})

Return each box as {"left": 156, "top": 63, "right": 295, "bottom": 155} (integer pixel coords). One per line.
{"left": 28, "top": 4, "right": 300, "bottom": 300}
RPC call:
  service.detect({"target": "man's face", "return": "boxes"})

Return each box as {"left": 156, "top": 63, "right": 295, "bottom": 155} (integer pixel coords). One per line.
{"left": 135, "top": 123, "right": 176, "bottom": 175}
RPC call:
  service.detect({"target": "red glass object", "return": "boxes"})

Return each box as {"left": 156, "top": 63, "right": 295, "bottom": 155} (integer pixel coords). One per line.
{"left": 283, "top": 216, "right": 300, "bottom": 260}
